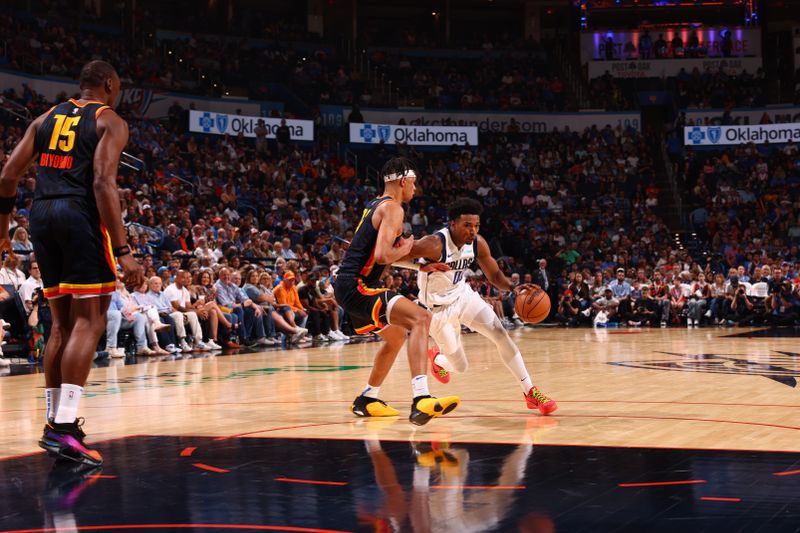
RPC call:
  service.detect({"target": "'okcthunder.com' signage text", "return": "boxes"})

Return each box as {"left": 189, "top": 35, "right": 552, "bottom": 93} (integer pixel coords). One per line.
{"left": 685, "top": 124, "right": 800, "bottom": 146}
{"left": 350, "top": 123, "right": 479, "bottom": 146}
{"left": 322, "top": 106, "right": 641, "bottom": 133}
{"left": 189, "top": 110, "right": 314, "bottom": 141}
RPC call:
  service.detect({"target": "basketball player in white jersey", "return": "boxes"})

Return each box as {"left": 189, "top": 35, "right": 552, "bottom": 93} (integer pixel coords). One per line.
{"left": 395, "top": 197, "right": 557, "bottom": 414}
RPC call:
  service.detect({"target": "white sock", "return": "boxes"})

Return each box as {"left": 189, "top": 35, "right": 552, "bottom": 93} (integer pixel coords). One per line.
{"left": 413, "top": 465, "right": 431, "bottom": 490}
{"left": 45, "top": 387, "right": 60, "bottom": 422}
{"left": 434, "top": 353, "right": 455, "bottom": 372}
{"left": 412, "top": 375, "right": 430, "bottom": 398}
{"left": 362, "top": 384, "right": 380, "bottom": 399}
{"left": 507, "top": 352, "right": 533, "bottom": 393}
{"left": 54, "top": 384, "right": 83, "bottom": 424}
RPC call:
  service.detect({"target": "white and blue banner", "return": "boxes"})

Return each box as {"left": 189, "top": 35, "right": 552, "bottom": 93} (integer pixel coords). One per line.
{"left": 189, "top": 110, "right": 314, "bottom": 140}
{"left": 350, "top": 123, "right": 478, "bottom": 146}
{"left": 323, "top": 105, "right": 641, "bottom": 133}
{"left": 684, "top": 123, "right": 800, "bottom": 146}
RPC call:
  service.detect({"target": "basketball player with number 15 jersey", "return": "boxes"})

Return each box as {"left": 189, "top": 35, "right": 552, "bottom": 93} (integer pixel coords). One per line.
{"left": 0, "top": 60, "right": 144, "bottom": 466}
{"left": 396, "top": 197, "right": 557, "bottom": 415}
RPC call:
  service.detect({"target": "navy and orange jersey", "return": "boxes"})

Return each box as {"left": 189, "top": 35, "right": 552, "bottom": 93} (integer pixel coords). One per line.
{"left": 33, "top": 98, "right": 113, "bottom": 200}
{"left": 337, "top": 196, "right": 397, "bottom": 287}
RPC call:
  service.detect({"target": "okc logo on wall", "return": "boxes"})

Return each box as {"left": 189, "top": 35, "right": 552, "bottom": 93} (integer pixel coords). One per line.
{"left": 708, "top": 127, "right": 722, "bottom": 144}
{"left": 688, "top": 127, "right": 706, "bottom": 145}
{"left": 359, "top": 124, "right": 377, "bottom": 143}
{"left": 117, "top": 88, "right": 153, "bottom": 117}
{"left": 609, "top": 351, "right": 800, "bottom": 388}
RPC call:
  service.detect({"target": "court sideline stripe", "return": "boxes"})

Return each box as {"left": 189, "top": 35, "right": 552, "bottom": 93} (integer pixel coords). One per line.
{"left": 773, "top": 468, "right": 800, "bottom": 476}
{"left": 619, "top": 480, "right": 706, "bottom": 487}
{"left": 700, "top": 496, "right": 741, "bottom": 502}
{"left": 274, "top": 477, "right": 347, "bottom": 486}
{"left": 0, "top": 524, "right": 352, "bottom": 533}
{"left": 10, "top": 398, "right": 800, "bottom": 411}
{"left": 431, "top": 485, "right": 526, "bottom": 490}
{"left": 192, "top": 463, "right": 230, "bottom": 473}
{"left": 220, "top": 414, "right": 800, "bottom": 442}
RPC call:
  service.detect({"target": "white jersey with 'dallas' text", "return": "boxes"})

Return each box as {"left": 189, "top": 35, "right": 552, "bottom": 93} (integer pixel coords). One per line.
{"left": 418, "top": 227, "right": 475, "bottom": 307}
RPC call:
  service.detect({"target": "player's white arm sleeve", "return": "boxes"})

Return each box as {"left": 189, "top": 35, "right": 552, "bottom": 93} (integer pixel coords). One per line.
{"left": 392, "top": 259, "right": 420, "bottom": 271}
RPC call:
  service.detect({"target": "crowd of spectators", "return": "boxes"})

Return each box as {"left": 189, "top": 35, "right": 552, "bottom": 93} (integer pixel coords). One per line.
{"left": 597, "top": 29, "right": 744, "bottom": 61}
{"left": 0, "top": 10, "right": 572, "bottom": 109}
{"left": 368, "top": 49, "right": 573, "bottom": 111}
{"left": 589, "top": 67, "right": 766, "bottom": 110}
{"left": 0, "top": 10, "right": 360, "bottom": 103}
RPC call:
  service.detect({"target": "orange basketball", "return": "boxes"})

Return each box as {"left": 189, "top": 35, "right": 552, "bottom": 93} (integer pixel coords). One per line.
{"left": 515, "top": 285, "right": 550, "bottom": 324}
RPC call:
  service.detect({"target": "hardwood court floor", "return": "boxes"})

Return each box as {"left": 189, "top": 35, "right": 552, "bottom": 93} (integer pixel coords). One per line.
{"left": 2, "top": 327, "right": 800, "bottom": 457}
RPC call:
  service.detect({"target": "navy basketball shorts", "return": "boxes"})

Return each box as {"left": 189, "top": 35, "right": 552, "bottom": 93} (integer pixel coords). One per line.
{"left": 334, "top": 276, "right": 401, "bottom": 334}
{"left": 30, "top": 197, "right": 117, "bottom": 299}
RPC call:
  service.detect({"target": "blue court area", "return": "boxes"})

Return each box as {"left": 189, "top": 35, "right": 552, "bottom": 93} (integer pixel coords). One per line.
{"left": 1, "top": 436, "right": 799, "bottom": 532}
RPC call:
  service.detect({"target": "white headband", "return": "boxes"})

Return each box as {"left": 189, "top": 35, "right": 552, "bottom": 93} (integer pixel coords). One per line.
{"left": 384, "top": 170, "right": 416, "bottom": 182}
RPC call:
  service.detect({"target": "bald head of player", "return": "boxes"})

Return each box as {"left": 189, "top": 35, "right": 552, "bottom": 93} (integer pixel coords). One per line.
{"left": 78, "top": 60, "right": 121, "bottom": 107}
{"left": 381, "top": 156, "right": 417, "bottom": 204}
{"left": 448, "top": 197, "right": 483, "bottom": 247}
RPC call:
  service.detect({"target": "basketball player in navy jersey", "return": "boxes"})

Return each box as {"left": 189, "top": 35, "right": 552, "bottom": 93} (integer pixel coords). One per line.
{"left": 334, "top": 157, "right": 459, "bottom": 425}
{"left": 0, "top": 60, "right": 143, "bottom": 465}
{"left": 398, "top": 197, "right": 557, "bottom": 414}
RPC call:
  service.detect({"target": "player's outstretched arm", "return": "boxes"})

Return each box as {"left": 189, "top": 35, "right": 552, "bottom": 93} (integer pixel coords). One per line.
{"left": 392, "top": 235, "right": 448, "bottom": 271}
{"left": 406, "top": 235, "right": 443, "bottom": 261}
{"left": 475, "top": 235, "right": 513, "bottom": 292}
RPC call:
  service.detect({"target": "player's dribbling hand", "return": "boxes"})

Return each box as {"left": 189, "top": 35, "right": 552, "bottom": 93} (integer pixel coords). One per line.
{"left": 119, "top": 254, "right": 144, "bottom": 290}
{"left": 420, "top": 262, "right": 450, "bottom": 273}
{"left": 514, "top": 283, "right": 541, "bottom": 294}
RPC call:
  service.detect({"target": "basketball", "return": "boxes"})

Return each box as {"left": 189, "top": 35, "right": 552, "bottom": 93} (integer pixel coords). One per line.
{"left": 515, "top": 285, "right": 550, "bottom": 324}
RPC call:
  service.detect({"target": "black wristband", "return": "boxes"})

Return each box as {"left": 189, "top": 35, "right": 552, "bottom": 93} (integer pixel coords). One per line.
{"left": 0, "top": 195, "right": 16, "bottom": 215}
{"left": 113, "top": 245, "right": 131, "bottom": 257}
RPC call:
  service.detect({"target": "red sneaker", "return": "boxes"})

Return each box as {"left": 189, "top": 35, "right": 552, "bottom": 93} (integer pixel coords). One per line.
{"left": 524, "top": 387, "right": 558, "bottom": 415}
{"left": 428, "top": 346, "right": 450, "bottom": 384}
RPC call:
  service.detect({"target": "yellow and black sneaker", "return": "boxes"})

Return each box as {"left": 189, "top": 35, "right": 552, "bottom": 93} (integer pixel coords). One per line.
{"left": 350, "top": 395, "right": 400, "bottom": 417}
{"left": 409, "top": 395, "right": 460, "bottom": 426}
{"left": 412, "top": 441, "right": 460, "bottom": 470}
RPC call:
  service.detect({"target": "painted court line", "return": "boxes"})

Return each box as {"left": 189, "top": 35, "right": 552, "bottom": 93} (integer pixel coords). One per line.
{"left": 274, "top": 477, "right": 347, "bottom": 486}
{"left": 619, "top": 480, "right": 706, "bottom": 488}
{"left": 773, "top": 468, "right": 800, "bottom": 476}
{"left": 700, "top": 496, "right": 741, "bottom": 502}
{"left": 431, "top": 485, "right": 526, "bottom": 490}
{"left": 179, "top": 447, "right": 197, "bottom": 457}
{"left": 192, "top": 463, "right": 230, "bottom": 473}
{"left": 0, "top": 524, "right": 352, "bottom": 533}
